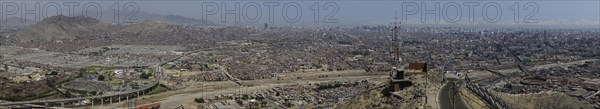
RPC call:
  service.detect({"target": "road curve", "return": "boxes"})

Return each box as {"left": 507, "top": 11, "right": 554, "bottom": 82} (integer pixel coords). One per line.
{"left": 0, "top": 81, "right": 159, "bottom": 106}
{"left": 438, "top": 78, "right": 469, "bottom": 109}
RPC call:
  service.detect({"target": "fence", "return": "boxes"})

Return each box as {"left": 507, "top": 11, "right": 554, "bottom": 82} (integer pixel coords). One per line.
{"left": 465, "top": 82, "right": 511, "bottom": 109}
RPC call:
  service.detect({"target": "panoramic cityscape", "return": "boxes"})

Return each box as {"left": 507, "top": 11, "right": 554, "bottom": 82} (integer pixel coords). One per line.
{"left": 0, "top": 0, "right": 599, "bottom": 109}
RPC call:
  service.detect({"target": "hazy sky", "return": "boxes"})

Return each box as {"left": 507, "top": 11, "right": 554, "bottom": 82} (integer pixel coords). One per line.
{"left": 139, "top": 1, "right": 599, "bottom": 26}
{"left": 2, "top": 0, "right": 599, "bottom": 27}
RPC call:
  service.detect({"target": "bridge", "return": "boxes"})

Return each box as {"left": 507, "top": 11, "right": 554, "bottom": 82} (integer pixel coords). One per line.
{"left": 0, "top": 81, "right": 159, "bottom": 108}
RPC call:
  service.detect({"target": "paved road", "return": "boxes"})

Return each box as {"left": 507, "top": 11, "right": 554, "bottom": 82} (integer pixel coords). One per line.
{"left": 439, "top": 78, "right": 469, "bottom": 109}
{"left": 0, "top": 81, "right": 159, "bottom": 106}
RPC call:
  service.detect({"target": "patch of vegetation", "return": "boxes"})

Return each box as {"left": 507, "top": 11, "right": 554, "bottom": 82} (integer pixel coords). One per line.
{"left": 82, "top": 66, "right": 122, "bottom": 74}
{"left": 349, "top": 50, "right": 371, "bottom": 56}
{"left": 46, "top": 71, "right": 59, "bottom": 75}
{"left": 242, "top": 94, "right": 251, "bottom": 100}
{"left": 147, "top": 84, "right": 169, "bottom": 95}
{"left": 255, "top": 96, "right": 264, "bottom": 100}
{"left": 194, "top": 97, "right": 206, "bottom": 103}
{"left": 98, "top": 75, "right": 106, "bottom": 81}
{"left": 83, "top": 66, "right": 121, "bottom": 71}
{"left": 108, "top": 79, "right": 121, "bottom": 83}
{"left": 140, "top": 72, "right": 152, "bottom": 79}
{"left": 3, "top": 95, "right": 27, "bottom": 101}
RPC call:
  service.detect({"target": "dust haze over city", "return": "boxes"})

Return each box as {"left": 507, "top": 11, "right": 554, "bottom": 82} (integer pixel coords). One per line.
{"left": 0, "top": 0, "right": 599, "bottom": 109}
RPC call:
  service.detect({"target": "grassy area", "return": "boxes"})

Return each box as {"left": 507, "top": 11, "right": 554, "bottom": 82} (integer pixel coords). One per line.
{"left": 83, "top": 65, "right": 154, "bottom": 75}
{"left": 108, "top": 79, "right": 121, "bottom": 83}
{"left": 108, "top": 79, "right": 124, "bottom": 89}
{"left": 147, "top": 84, "right": 169, "bottom": 95}
{"left": 82, "top": 66, "right": 124, "bottom": 74}
{"left": 83, "top": 65, "right": 121, "bottom": 71}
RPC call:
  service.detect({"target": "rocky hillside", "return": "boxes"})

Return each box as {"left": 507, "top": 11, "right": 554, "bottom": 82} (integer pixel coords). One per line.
{"left": 13, "top": 15, "right": 110, "bottom": 42}
{"left": 336, "top": 75, "right": 432, "bottom": 109}
{"left": 10, "top": 15, "right": 259, "bottom": 52}
{"left": 74, "top": 11, "right": 218, "bottom": 26}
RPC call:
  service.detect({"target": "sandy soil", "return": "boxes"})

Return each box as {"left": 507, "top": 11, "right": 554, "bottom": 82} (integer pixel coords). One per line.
{"left": 460, "top": 88, "right": 488, "bottom": 109}
{"left": 491, "top": 91, "right": 591, "bottom": 109}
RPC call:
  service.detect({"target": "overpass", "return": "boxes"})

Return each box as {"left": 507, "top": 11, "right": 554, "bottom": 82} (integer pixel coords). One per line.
{"left": 0, "top": 81, "right": 159, "bottom": 108}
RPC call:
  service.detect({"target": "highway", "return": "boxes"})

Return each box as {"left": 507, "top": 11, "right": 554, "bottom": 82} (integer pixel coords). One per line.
{"left": 0, "top": 81, "right": 159, "bottom": 106}
{"left": 438, "top": 78, "right": 469, "bottom": 109}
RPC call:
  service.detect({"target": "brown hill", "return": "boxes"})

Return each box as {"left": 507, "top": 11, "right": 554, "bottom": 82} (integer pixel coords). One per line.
{"left": 335, "top": 83, "right": 422, "bottom": 109}
{"left": 12, "top": 15, "right": 110, "bottom": 42}
{"left": 11, "top": 15, "right": 248, "bottom": 52}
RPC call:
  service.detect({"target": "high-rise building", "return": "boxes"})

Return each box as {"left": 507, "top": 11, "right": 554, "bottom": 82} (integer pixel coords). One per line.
{"left": 264, "top": 23, "right": 268, "bottom": 29}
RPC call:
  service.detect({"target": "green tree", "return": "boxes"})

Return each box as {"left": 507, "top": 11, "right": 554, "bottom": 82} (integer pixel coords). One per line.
{"left": 78, "top": 70, "right": 84, "bottom": 77}
{"left": 140, "top": 73, "right": 151, "bottom": 79}
{"left": 194, "top": 98, "right": 206, "bottom": 103}
{"left": 242, "top": 94, "right": 250, "bottom": 100}
{"left": 98, "top": 75, "right": 105, "bottom": 81}
{"left": 48, "top": 71, "right": 58, "bottom": 75}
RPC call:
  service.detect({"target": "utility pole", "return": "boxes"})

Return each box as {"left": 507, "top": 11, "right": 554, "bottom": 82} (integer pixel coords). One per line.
{"left": 425, "top": 67, "right": 428, "bottom": 109}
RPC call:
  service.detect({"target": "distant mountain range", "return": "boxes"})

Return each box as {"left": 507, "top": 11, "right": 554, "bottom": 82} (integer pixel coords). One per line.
{"left": 3, "top": 10, "right": 219, "bottom": 43}
{"left": 74, "top": 11, "right": 218, "bottom": 26}
{"left": 1, "top": 11, "right": 216, "bottom": 31}
{"left": 6, "top": 13, "right": 262, "bottom": 52}
{"left": 121, "top": 20, "right": 172, "bottom": 33}
{"left": 12, "top": 14, "right": 190, "bottom": 42}
{"left": 0, "top": 17, "right": 36, "bottom": 29}
{"left": 8, "top": 14, "right": 197, "bottom": 51}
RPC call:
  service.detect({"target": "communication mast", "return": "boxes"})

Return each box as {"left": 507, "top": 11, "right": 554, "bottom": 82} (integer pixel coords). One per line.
{"left": 391, "top": 11, "right": 401, "bottom": 67}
